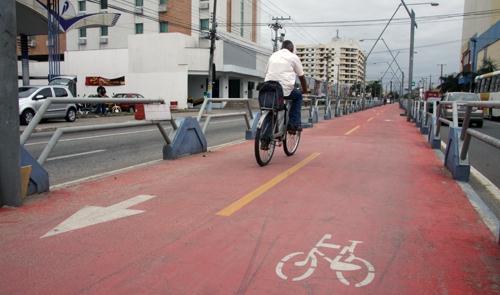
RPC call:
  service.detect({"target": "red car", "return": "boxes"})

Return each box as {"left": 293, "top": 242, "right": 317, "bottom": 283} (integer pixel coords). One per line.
{"left": 112, "top": 93, "right": 144, "bottom": 112}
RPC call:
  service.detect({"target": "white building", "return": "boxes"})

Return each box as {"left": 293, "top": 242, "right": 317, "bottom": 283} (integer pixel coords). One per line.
{"left": 296, "top": 38, "right": 365, "bottom": 92}
{"left": 21, "top": 0, "right": 270, "bottom": 109}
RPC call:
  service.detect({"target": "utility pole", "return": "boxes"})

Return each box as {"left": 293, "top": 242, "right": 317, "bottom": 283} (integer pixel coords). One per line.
{"left": 206, "top": 0, "right": 218, "bottom": 100}
{"left": 0, "top": 0, "right": 21, "bottom": 207}
{"left": 429, "top": 74, "right": 432, "bottom": 90}
{"left": 390, "top": 80, "right": 393, "bottom": 94}
{"left": 269, "top": 17, "right": 290, "bottom": 52}
{"left": 437, "top": 63, "right": 446, "bottom": 85}
{"left": 407, "top": 8, "right": 416, "bottom": 121}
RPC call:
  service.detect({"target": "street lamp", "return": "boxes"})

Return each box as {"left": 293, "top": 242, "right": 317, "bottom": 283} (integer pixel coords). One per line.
{"left": 360, "top": 1, "right": 439, "bottom": 105}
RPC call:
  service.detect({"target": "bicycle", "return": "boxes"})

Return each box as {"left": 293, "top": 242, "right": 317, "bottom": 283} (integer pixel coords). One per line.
{"left": 275, "top": 234, "right": 375, "bottom": 287}
{"left": 254, "top": 94, "right": 301, "bottom": 166}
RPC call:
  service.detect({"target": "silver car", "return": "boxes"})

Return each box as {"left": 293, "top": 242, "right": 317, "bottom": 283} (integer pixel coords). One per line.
{"left": 440, "top": 92, "right": 484, "bottom": 128}
{"left": 18, "top": 85, "right": 78, "bottom": 125}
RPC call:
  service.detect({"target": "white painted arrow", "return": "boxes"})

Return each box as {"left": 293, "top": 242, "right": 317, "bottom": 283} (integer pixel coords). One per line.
{"left": 41, "top": 195, "right": 156, "bottom": 238}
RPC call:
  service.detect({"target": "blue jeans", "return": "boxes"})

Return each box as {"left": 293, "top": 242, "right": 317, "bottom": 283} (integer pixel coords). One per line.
{"left": 285, "top": 88, "right": 302, "bottom": 128}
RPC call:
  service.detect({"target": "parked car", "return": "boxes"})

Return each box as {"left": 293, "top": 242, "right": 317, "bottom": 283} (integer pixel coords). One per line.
{"left": 111, "top": 93, "right": 144, "bottom": 112}
{"left": 440, "top": 92, "right": 483, "bottom": 128}
{"left": 18, "top": 85, "right": 78, "bottom": 125}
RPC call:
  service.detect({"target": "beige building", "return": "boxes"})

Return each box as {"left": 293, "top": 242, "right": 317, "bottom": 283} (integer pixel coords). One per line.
{"left": 296, "top": 38, "right": 366, "bottom": 88}
{"left": 460, "top": 0, "right": 500, "bottom": 73}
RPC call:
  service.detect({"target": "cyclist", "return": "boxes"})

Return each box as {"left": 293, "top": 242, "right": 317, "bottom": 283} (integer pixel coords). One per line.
{"left": 264, "top": 40, "right": 308, "bottom": 132}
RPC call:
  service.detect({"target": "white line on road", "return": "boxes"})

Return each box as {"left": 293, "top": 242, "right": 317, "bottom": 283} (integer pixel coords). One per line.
{"left": 46, "top": 150, "right": 107, "bottom": 162}
{"left": 25, "top": 129, "right": 157, "bottom": 146}
{"left": 50, "top": 139, "right": 247, "bottom": 190}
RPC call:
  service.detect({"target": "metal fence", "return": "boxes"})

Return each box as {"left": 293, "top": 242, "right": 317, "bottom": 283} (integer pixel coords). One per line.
{"left": 405, "top": 98, "right": 500, "bottom": 182}
{"left": 20, "top": 97, "right": 174, "bottom": 165}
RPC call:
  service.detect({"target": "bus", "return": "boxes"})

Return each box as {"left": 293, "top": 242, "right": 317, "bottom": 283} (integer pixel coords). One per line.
{"left": 474, "top": 70, "right": 500, "bottom": 119}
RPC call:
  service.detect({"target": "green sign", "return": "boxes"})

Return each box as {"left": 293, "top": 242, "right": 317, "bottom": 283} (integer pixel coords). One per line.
{"left": 412, "top": 81, "right": 416, "bottom": 87}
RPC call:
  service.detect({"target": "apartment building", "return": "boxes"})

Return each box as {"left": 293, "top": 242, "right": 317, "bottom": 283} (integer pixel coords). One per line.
{"left": 19, "top": 0, "right": 268, "bottom": 108}
{"left": 460, "top": 0, "right": 499, "bottom": 74}
{"left": 296, "top": 38, "right": 365, "bottom": 89}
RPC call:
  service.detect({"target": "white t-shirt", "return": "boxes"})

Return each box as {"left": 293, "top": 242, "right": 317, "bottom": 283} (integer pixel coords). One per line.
{"left": 264, "top": 49, "right": 304, "bottom": 96}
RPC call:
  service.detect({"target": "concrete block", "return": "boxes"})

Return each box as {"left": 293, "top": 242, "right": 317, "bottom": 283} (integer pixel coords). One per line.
{"left": 245, "top": 111, "right": 261, "bottom": 140}
{"left": 20, "top": 146, "right": 49, "bottom": 195}
{"left": 163, "top": 117, "right": 207, "bottom": 160}
{"left": 444, "top": 126, "right": 470, "bottom": 181}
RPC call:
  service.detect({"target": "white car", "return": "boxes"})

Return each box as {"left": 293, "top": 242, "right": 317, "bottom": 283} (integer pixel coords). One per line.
{"left": 18, "top": 85, "right": 77, "bottom": 125}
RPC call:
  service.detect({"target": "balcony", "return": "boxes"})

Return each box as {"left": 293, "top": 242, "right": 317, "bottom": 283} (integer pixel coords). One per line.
{"left": 159, "top": 3, "right": 167, "bottom": 12}
{"left": 134, "top": 6, "right": 143, "bottom": 14}
{"left": 199, "top": 1, "right": 209, "bottom": 9}
{"left": 78, "top": 38, "right": 87, "bottom": 45}
{"left": 99, "top": 36, "right": 108, "bottom": 44}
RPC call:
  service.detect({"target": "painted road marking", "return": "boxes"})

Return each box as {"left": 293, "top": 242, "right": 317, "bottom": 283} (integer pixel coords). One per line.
{"left": 46, "top": 149, "right": 106, "bottom": 162}
{"left": 41, "top": 195, "right": 156, "bottom": 238}
{"left": 345, "top": 125, "right": 360, "bottom": 136}
{"left": 50, "top": 139, "right": 248, "bottom": 189}
{"left": 25, "top": 129, "right": 157, "bottom": 146}
{"left": 276, "top": 234, "right": 375, "bottom": 287}
{"left": 367, "top": 117, "right": 374, "bottom": 122}
{"left": 216, "top": 152, "right": 321, "bottom": 217}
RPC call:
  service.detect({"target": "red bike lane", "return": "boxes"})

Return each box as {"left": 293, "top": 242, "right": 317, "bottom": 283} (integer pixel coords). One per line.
{"left": 0, "top": 104, "right": 498, "bottom": 294}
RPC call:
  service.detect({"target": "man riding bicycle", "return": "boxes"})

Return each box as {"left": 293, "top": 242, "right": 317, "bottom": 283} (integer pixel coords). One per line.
{"left": 264, "top": 40, "right": 308, "bottom": 132}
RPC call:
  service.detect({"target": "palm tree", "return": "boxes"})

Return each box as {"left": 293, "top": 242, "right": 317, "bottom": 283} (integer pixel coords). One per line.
{"left": 477, "top": 58, "right": 498, "bottom": 75}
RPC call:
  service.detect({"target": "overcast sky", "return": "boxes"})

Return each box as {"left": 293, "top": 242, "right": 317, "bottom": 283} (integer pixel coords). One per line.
{"left": 258, "top": 0, "right": 465, "bottom": 88}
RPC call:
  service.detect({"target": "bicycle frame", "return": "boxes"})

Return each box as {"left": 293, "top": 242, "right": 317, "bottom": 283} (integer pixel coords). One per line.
{"left": 256, "top": 101, "right": 291, "bottom": 141}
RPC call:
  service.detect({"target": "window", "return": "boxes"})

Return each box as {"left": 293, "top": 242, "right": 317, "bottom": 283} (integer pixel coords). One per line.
{"left": 160, "top": 0, "right": 167, "bottom": 4}
{"left": 135, "top": 23, "right": 144, "bottom": 34}
{"left": 79, "top": 28, "right": 87, "bottom": 38}
{"left": 200, "top": 19, "right": 209, "bottom": 31}
{"left": 36, "top": 88, "right": 53, "bottom": 99}
{"left": 159, "top": 21, "right": 168, "bottom": 33}
{"left": 78, "top": 0, "right": 86, "bottom": 12}
{"left": 54, "top": 88, "right": 68, "bottom": 97}
{"left": 100, "top": 0, "right": 107, "bottom": 9}
{"left": 100, "top": 26, "right": 108, "bottom": 36}
{"left": 135, "top": 0, "right": 143, "bottom": 6}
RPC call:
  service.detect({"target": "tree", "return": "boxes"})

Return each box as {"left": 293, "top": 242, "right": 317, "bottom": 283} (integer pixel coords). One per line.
{"left": 349, "top": 82, "right": 363, "bottom": 96}
{"left": 439, "top": 74, "right": 460, "bottom": 93}
{"left": 366, "top": 81, "right": 382, "bottom": 97}
{"left": 477, "top": 57, "right": 497, "bottom": 75}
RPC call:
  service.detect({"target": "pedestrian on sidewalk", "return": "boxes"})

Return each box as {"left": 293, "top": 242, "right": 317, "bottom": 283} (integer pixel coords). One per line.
{"left": 96, "top": 81, "right": 108, "bottom": 115}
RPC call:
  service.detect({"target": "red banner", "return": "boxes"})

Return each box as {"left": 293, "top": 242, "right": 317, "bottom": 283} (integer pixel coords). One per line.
{"left": 85, "top": 76, "right": 125, "bottom": 86}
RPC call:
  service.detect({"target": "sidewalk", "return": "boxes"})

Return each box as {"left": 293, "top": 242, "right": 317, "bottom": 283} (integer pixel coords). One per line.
{"left": 2, "top": 104, "right": 499, "bottom": 294}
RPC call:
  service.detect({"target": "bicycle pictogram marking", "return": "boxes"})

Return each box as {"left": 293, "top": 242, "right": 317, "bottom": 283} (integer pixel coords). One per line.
{"left": 275, "top": 234, "right": 375, "bottom": 287}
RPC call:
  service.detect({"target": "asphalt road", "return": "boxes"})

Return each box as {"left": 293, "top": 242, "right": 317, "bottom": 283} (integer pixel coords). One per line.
{"left": 438, "top": 119, "right": 500, "bottom": 187}
{"left": 25, "top": 117, "right": 251, "bottom": 185}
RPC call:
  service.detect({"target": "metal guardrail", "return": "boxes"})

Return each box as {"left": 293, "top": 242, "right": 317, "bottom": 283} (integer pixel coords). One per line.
{"left": 411, "top": 98, "right": 500, "bottom": 181}
{"left": 20, "top": 97, "right": 175, "bottom": 166}
{"left": 196, "top": 98, "right": 254, "bottom": 134}
{"left": 20, "top": 97, "right": 165, "bottom": 145}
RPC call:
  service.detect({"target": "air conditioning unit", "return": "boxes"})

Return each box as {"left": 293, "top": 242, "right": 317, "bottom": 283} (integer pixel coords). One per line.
{"left": 78, "top": 38, "right": 87, "bottom": 45}
{"left": 99, "top": 36, "right": 108, "bottom": 44}
{"left": 159, "top": 3, "right": 167, "bottom": 12}
{"left": 28, "top": 39, "right": 37, "bottom": 48}
{"left": 134, "top": 6, "right": 143, "bottom": 14}
{"left": 199, "top": 1, "right": 209, "bottom": 9}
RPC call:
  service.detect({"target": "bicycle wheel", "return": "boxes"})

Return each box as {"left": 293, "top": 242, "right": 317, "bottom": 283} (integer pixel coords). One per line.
{"left": 283, "top": 129, "right": 301, "bottom": 156}
{"left": 254, "top": 114, "right": 275, "bottom": 166}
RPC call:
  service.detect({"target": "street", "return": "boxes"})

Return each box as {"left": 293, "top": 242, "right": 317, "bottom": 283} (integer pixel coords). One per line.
{"left": 24, "top": 116, "right": 250, "bottom": 185}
